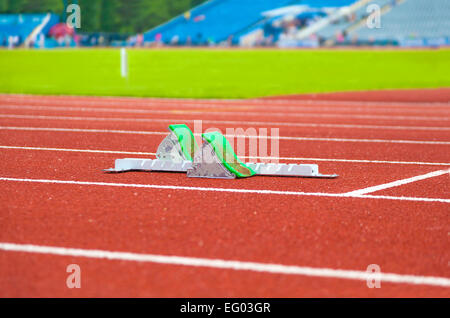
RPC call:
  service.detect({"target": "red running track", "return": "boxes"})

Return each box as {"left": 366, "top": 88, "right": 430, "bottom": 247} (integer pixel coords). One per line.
{"left": 0, "top": 90, "right": 449, "bottom": 297}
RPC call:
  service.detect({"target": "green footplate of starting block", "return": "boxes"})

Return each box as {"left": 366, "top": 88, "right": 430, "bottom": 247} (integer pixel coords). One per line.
{"left": 168, "top": 124, "right": 199, "bottom": 162}
{"left": 201, "top": 131, "right": 256, "bottom": 178}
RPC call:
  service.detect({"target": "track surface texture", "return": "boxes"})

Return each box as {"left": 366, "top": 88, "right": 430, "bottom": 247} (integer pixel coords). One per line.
{"left": 0, "top": 89, "right": 449, "bottom": 297}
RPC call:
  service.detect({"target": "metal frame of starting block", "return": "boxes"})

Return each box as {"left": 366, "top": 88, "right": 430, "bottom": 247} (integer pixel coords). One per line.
{"left": 104, "top": 126, "right": 338, "bottom": 179}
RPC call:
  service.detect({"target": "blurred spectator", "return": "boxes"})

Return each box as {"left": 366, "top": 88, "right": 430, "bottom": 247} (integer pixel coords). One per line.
{"left": 136, "top": 33, "right": 144, "bottom": 47}
{"left": 336, "top": 31, "right": 345, "bottom": 43}
{"left": 155, "top": 33, "right": 162, "bottom": 44}
{"left": 226, "top": 35, "right": 233, "bottom": 47}
{"left": 193, "top": 15, "right": 206, "bottom": 23}
{"left": 170, "top": 35, "right": 179, "bottom": 45}
{"left": 8, "top": 35, "right": 19, "bottom": 49}
{"left": 38, "top": 33, "right": 45, "bottom": 48}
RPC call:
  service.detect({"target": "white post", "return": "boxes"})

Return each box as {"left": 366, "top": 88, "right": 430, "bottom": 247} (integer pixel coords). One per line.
{"left": 120, "top": 48, "right": 128, "bottom": 78}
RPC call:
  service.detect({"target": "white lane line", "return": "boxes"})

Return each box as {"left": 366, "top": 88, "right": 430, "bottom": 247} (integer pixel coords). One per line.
{"left": 1, "top": 114, "right": 449, "bottom": 132}
{"left": 346, "top": 169, "right": 450, "bottom": 196}
{"left": 1, "top": 104, "right": 449, "bottom": 121}
{"left": 249, "top": 99, "right": 450, "bottom": 108}
{"left": 2, "top": 94, "right": 449, "bottom": 108}
{"left": 1, "top": 145, "right": 450, "bottom": 167}
{"left": 0, "top": 126, "right": 167, "bottom": 135}
{"left": 251, "top": 156, "right": 450, "bottom": 166}
{"left": 3, "top": 103, "right": 450, "bottom": 115}
{"left": 0, "top": 145, "right": 156, "bottom": 156}
{"left": 0, "top": 177, "right": 449, "bottom": 203}
{"left": 1, "top": 125, "right": 449, "bottom": 145}
{"left": 0, "top": 242, "right": 449, "bottom": 287}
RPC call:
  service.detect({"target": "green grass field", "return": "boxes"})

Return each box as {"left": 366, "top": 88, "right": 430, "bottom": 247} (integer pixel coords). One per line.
{"left": 1, "top": 48, "right": 449, "bottom": 99}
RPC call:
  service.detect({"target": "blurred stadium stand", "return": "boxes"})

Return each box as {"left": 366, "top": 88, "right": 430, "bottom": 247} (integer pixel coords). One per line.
{"left": 353, "top": 0, "right": 450, "bottom": 46}
{"left": 316, "top": 0, "right": 392, "bottom": 40}
{"left": 307, "top": 0, "right": 450, "bottom": 47}
{"left": 143, "top": 0, "right": 360, "bottom": 46}
{"left": 143, "top": 0, "right": 450, "bottom": 48}
{"left": 0, "top": 13, "right": 64, "bottom": 48}
{"left": 144, "top": 0, "right": 296, "bottom": 45}
{"left": 1, "top": 0, "right": 448, "bottom": 48}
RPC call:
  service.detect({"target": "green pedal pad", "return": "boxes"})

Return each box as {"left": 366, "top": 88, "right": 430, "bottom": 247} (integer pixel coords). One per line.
{"left": 187, "top": 131, "right": 256, "bottom": 179}
{"left": 156, "top": 124, "right": 199, "bottom": 162}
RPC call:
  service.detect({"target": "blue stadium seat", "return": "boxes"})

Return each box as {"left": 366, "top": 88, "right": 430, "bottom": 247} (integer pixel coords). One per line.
{"left": 144, "top": 0, "right": 357, "bottom": 45}
{"left": 317, "top": 0, "right": 393, "bottom": 39}
{"left": 0, "top": 13, "right": 59, "bottom": 47}
{"left": 354, "top": 0, "right": 450, "bottom": 41}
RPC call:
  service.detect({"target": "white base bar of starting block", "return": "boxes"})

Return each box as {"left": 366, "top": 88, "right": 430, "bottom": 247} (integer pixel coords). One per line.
{"left": 104, "top": 158, "right": 192, "bottom": 173}
{"left": 104, "top": 159, "right": 337, "bottom": 178}
{"left": 247, "top": 162, "right": 318, "bottom": 176}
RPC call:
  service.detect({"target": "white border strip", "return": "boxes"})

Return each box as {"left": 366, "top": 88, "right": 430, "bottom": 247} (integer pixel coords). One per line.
{"left": 1, "top": 114, "right": 449, "bottom": 131}
{"left": 2, "top": 102, "right": 450, "bottom": 115}
{"left": 1, "top": 145, "right": 449, "bottom": 166}
{"left": 0, "top": 242, "right": 449, "bottom": 287}
{"left": 0, "top": 177, "right": 449, "bottom": 203}
{"left": 1, "top": 126, "right": 448, "bottom": 145}
{"left": 0, "top": 104, "right": 448, "bottom": 121}
{"left": 346, "top": 169, "right": 450, "bottom": 196}
{"left": 0, "top": 145, "right": 155, "bottom": 156}
{"left": 1, "top": 93, "right": 449, "bottom": 108}
{"left": 0, "top": 126, "right": 167, "bottom": 135}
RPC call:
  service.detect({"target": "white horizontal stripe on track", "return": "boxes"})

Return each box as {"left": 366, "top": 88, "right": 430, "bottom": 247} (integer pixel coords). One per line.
{"left": 0, "top": 105, "right": 450, "bottom": 121}
{"left": 2, "top": 103, "right": 450, "bottom": 115}
{"left": 1, "top": 104, "right": 449, "bottom": 120}
{"left": 0, "top": 145, "right": 155, "bottom": 156}
{"left": 2, "top": 94, "right": 449, "bottom": 108}
{"left": 249, "top": 99, "right": 450, "bottom": 108}
{"left": 1, "top": 145, "right": 450, "bottom": 166}
{"left": 0, "top": 126, "right": 167, "bottom": 135}
{"left": 0, "top": 242, "right": 449, "bottom": 287}
{"left": 1, "top": 126, "right": 449, "bottom": 145}
{"left": 346, "top": 169, "right": 450, "bottom": 196}
{"left": 0, "top": 177, "right": 449, "bottom": 203}
{"left": 1, "top": 114, "right": 448, "bottom": 131}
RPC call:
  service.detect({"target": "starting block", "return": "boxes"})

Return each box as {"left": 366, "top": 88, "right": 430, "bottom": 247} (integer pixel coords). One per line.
{"left": 104, "top": 124, "right": 338, "bottom": 179}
